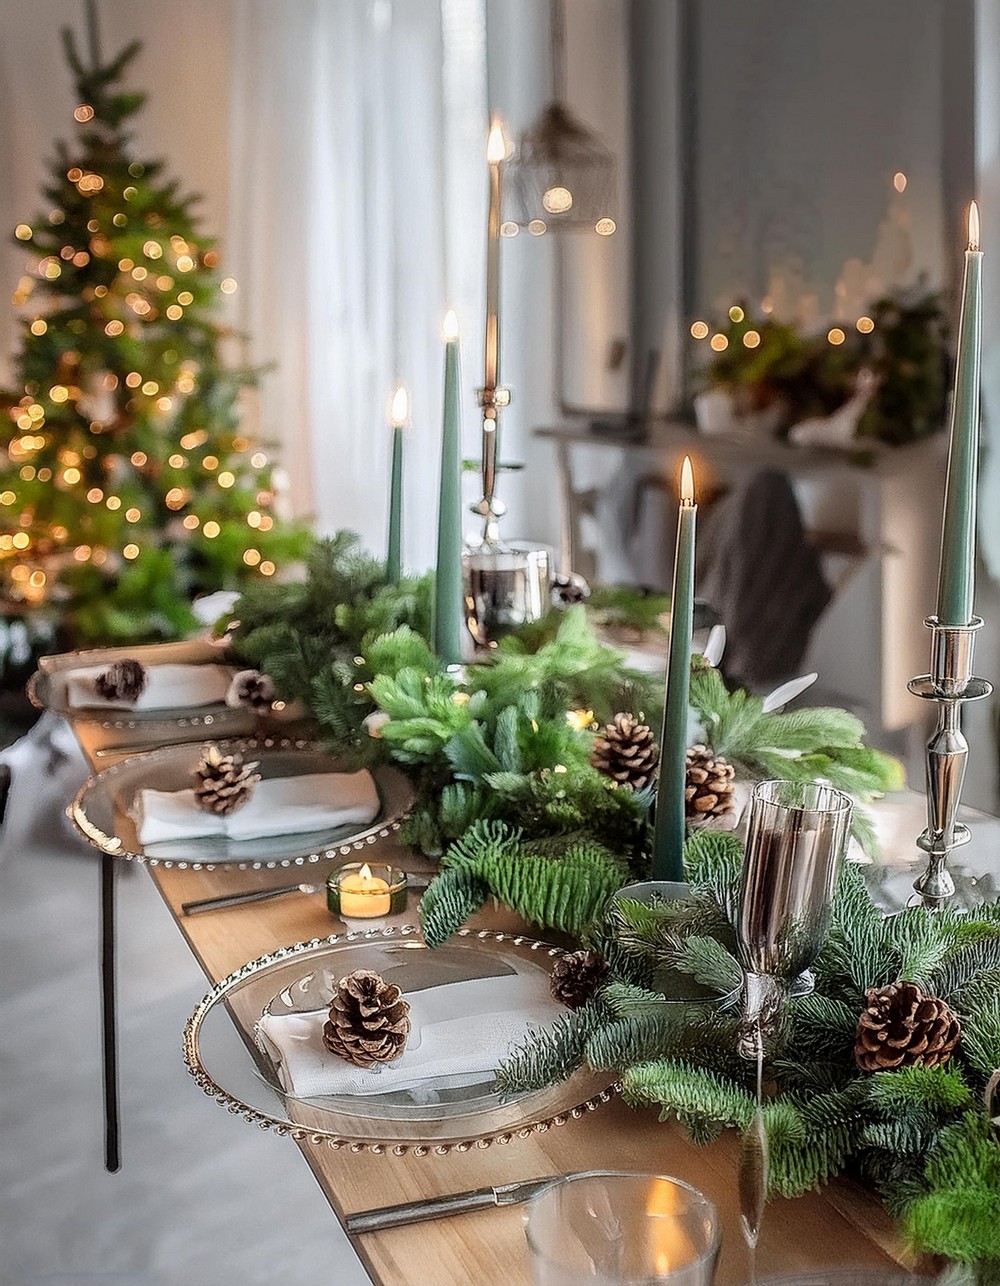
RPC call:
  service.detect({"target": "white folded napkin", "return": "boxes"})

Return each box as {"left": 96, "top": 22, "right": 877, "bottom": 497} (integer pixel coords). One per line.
{"left": 134, "top": 770, "right": 380, "bottom": 846}
{"left": 256, "top": 972, "right": 562, "bottom": 1098}
{"left": 65, "top": 662, "right": 235, "bottom": 711}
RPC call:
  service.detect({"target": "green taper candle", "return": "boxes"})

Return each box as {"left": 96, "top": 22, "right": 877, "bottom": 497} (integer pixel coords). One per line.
{"left": 652, "top": 456, "right": 696, "bottom": 881}
{"left": 386, "top": 384, "right": 407, "bottom": 585}
{"left": 434, "top": 312, "right": 465, "bottom": 663}
{"left": 936, "top": 201, "right": 983, "bottom": 626}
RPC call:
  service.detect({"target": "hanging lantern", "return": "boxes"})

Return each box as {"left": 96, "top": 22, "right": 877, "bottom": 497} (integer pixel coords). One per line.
{"left": 506, "top": 102, "right": 617, "bottom": 236}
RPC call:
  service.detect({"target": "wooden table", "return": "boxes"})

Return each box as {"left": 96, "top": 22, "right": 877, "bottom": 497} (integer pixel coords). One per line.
{"left": 58, "top": 695, "right": 932, "bottom": 1285}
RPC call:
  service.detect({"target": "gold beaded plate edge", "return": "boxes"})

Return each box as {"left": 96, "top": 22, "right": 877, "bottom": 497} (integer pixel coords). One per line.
{"left": 68, "top": 737, "right": 416, "bottom": 870}
{"left": 181, "top": 925, "right": 618, "bottom": 1154}
{"left": 26, "top": 664, "right": 249, "bottom": 731}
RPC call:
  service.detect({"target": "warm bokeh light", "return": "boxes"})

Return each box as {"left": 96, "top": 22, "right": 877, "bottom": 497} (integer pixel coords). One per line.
{"left": 827, "top": 327, "right": 846, "bottom": 346}
{"left": 728, "top": 305, "right": 744, "bottom": 322}
{"left": 743, "top": 330, "right": 761, "bottom": 348}
{"left": 690, "top": 321, "right": 709, "bottom": 340}
{"left": 893, "top": 171, "right": 907, "bottom": 193}
{"left": 595, "top": 217, "right": 616, "bottom": 236}
{"left": 856, "top": 316, "right": 875, "bottom": 334}
{"left": 709, "top": 334, "right": 728, "bottom": 351}
{"left": 542, "top": 186, "right": 573, "bottom": 214}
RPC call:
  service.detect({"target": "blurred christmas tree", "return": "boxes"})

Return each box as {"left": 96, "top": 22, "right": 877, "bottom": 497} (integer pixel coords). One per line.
{"left": 0, "top": 25, "right": 307, "bottom": 645}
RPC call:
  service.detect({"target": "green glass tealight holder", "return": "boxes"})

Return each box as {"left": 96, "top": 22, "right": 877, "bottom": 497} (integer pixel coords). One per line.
{"left": 326, "top": 862, "right": 408, "bottom": 921}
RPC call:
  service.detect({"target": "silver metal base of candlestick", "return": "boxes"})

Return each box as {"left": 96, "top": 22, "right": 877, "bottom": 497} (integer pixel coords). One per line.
{"left": 908, "top": 615, "right": 993, "bottom": 911}
{"left": 462, "top": 542, "right": 551, "bottom": 650}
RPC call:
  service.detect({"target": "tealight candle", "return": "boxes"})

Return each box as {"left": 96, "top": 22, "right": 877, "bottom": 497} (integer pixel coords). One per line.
{"left": 327, "top": 862, "right": 407, "bottom": 920}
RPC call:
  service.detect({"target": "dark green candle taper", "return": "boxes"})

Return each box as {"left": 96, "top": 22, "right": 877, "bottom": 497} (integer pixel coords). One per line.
{"left": 936, "top": 201, "right": 983, "bottom": 626}
{"left": 434, "top": 312, "right": 464, "bottom": 663}
{"left": 386, "top": 384, "right": 407, "bottom": 585}
{"left": 652, "top": 456, "right": 696, "bottom": 881}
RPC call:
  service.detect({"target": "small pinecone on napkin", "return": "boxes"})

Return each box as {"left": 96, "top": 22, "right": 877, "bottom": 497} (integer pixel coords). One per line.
{"left": 684, "top": 744, "right": 736, "bottom": 820}
{"left": 590, "top": 713, "right": 659, "bottom": 791}
{"left": 854, "top": 981, "right": 961, "bottom": 1072}
{"left": 550, "top": 571, "right": 591, "bottom": 606}
{"left": 550, "top": 949, "right": 609, "bottom": 1011}
{"left": 193, "top": 744, "right": 261, "bottom": 815}
{"left": 94, "top": 658, "right": 147, "bottom": 703}
{"left": 226, "top": 668, "right": 276, "bottom": 713}
{"left": 323, "top": 969, "right": 411, "bottom": 1068}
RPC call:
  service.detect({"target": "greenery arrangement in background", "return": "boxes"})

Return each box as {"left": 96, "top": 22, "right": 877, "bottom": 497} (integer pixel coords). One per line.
{"left": 0, "top": 33, "right": 306, "bottom": 646}
{"left": 695, "top": 287, "right": 948, "bottom": 449}
{"left": 497, "top": 829, "right": 1000, "bottom": 1270}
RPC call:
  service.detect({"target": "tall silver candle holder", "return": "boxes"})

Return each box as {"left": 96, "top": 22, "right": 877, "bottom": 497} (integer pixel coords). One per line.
{"left": 907, "top": 615, "right": 993, "bottom": 910}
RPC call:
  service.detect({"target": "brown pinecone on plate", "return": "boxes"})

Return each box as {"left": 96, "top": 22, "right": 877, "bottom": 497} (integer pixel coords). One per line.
{"left": 226, "top": 668, "right": 277, "bottom": 713}
{"left": 590, "top": 713, "right": 659, "bottom": 791}
{"left": 193, "top": 744, "right": 261, "bottom": 815}
{"left": 684, "top": 744, "right": 736, "bottom": 820}
{"left": 854, "top": 980, "right": 961, "bottom": 1071}
{"left": 94, "top": 658, "right": 147, "bottom": 703}
{"left": 550, "top": 949, "right": 609, "bottom": 1011}
{"left": 323, "top": 969, "right": 411, "bottom": 1068}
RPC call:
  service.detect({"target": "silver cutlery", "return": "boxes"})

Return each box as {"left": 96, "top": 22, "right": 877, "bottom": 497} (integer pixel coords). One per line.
{"left": 181, "top": 873, "right": 431, "bottom": 916}
{"left": 344, "top": 1176, "right": 563, "bottom": 1235}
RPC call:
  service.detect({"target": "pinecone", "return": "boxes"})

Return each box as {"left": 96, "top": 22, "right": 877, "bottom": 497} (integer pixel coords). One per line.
{"left": 94, "top": 658, "right": 147, "bottom": 703}
{"left": 226, "top": 668, "right": 277, "bottom": 714}
{"left": 193, "top": 744, "right": 261, "bottom": 815}
{"left": 550, "top": 949, "right": 609, "bottom": 1011}
{"left": 591, "top": 713, "right": 659, "bottom": 791}
{"left": 854, "top": 981, "right": 961, "bottom": 1072}
{"left": 551, "top": 571, "right": 591, "bottom": 606}
{"left": 684, "top": 744, "right": 736, "bottom": 820}
{"left": 323, "top": 969, "right": 411, "bottom": 1068}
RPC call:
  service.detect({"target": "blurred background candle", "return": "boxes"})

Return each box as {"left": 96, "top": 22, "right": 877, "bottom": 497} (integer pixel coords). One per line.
{"left": 386, "top": 384, "right": 408, "bottom": 585}
{"left": 434, "top": 311, "right": 464, "bottom": 664}
{"left": 652, "top": 457, "right": 696, "bottom": 881}
{"left": 936, "top": 201, "right": 982, "bottom": 626}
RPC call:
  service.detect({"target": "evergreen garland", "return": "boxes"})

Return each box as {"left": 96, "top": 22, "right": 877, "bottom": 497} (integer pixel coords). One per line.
{"left": 496, "top": 831, "right": 1000, "bottom": 1268}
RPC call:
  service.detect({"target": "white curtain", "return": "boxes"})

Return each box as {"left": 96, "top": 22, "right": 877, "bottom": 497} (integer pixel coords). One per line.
{"left": 227, "top": 0, "right": 491, "bottom": 570}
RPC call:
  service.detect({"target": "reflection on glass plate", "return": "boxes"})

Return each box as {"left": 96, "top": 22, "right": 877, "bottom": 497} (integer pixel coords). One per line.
{"left": 70, "top": 738, "right": 416, "bottom": 869}
{"left": 182, "top": 926, "right": 617, "bottom": 1153}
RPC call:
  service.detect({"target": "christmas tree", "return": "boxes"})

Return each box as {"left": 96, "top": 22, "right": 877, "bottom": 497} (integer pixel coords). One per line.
{"left": 0, "top": 27, "right": 306, "bottom": 645}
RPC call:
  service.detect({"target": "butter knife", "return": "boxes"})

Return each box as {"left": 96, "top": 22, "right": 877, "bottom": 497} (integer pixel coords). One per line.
{"left": 181, "top": 873, "right": 431, "bottom": 916}
{"left": 345, "top": 1177, "right": 561, "bottom": 1235}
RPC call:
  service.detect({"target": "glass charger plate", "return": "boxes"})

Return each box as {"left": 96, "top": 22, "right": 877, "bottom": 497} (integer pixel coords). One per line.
{"left": 70, "top": 738, "right": 416, "bottom": 870}
{"left": 27, "top": 663, "right": 244, "bottom": 731}
{"left": 182, "top": 926, "right": 616, "bottom": 1153}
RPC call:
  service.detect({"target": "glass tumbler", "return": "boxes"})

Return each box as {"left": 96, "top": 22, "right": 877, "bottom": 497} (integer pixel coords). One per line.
{"left": 524, "top": 1171, "right": 720, "bottom": 1286}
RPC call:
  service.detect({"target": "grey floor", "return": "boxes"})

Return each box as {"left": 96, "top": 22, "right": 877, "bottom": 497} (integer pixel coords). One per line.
{"left": 0, "top": 718, "right": 371, "bottom": 1286}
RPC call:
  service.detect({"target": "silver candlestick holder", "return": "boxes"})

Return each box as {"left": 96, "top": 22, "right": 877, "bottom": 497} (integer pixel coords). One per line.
{"left": 907, "top": 616, "right": 993, "bottom": 910}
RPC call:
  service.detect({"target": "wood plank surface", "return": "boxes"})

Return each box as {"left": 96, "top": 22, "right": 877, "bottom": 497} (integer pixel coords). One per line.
{"left": 64, "top": 710, "right": 924, "bottom": 1286}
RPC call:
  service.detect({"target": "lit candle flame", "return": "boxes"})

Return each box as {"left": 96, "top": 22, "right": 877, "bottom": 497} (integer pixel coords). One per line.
{"left": 969, "top": 200, "right": 981, "bottom": 252}
{"left": 487, "top": 118, "right": 507, "bottom": 165}
{"left": 680, "top": 456, "right": 695, "bottom": 504}
{"left": 359, "top": 862, "right": 372, "bottom": 880}
{"left": 389, "top": 384, "right": 409, "bottom": 428}
{"left": 443, "top": 309, "right": 459, "bottom": 342}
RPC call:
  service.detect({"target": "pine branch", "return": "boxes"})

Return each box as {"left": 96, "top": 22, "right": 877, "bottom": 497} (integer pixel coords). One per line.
{"left": 418, "top": 867, "right": 489, "bottom": 948}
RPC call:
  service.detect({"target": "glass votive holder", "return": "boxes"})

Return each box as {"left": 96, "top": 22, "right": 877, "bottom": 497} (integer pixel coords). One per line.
{"left": 525, "top": 1171, "right": 720, "bottom": 1286}
{"left": 326, "top": 862, "right": 407, "bottom": 922}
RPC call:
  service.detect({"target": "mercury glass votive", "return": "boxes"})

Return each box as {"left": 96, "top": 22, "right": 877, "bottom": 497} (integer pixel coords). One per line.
{"left": 326, "top": 862, "right": 408, "bottom": 921}
{"left": 524, "top": 1171, "right": 720, "bottom": 1286}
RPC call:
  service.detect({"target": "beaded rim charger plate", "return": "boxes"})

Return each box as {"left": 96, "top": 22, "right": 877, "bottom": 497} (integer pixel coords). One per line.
{"left": 182, "top": 926, "right": 617, "bottom": 1154}
{"left": 69, "top": 738, "right": 416, "bottom": 870}
{"left": 27, "top": 663, "right": 245, "bottom": 731}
